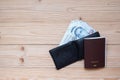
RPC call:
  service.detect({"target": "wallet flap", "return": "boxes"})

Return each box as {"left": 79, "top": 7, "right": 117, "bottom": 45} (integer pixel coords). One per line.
{"left": 49, "top": 42, "right": 79, "bottom": 69}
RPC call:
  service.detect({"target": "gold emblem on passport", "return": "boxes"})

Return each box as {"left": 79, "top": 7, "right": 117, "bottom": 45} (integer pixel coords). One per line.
{"left": 91, "top": 61, "right": 99, "bottom": 63}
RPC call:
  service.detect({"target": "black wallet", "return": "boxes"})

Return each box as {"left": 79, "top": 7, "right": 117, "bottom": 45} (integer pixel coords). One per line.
{"left": 49, "top": 32, "right": 100, "bottom": 69}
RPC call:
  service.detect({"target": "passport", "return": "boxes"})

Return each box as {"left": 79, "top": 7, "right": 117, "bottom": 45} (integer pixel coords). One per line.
{"left": 84, "top": 37, "right": 105, "bottom": 68}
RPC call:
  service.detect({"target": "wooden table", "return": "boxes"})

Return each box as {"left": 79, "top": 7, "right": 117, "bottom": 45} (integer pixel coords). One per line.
{"left": 0, "top": 0, "right": 120, "bottom": 80}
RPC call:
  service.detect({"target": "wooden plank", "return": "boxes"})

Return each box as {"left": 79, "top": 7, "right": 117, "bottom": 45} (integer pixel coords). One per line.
{"left": 0, "top": 45, "right": 119, "bottom": 67}
{"left": 0, "top": 78, "right": 119, "bottom": 80}
{"left": 0, "top": 0, "right": 119, "bottom": 7}
{"left": 0, "top": 2, "right": 120, "bottom": 12}
{"left": 0, "top": 78, "right": 105, "bottom": 80}
{"left": 0, "top": 11, "right": 120, "bottom": 23}
{"left": 0, "top": 56, "right": 119, "bottom": 68}
{"left": 0, "top": 45, "right": 119, "bottom": 57}
{"left": 0, "top": 68, "right": 119, "bottom": 79}
{"left": 0, "top": 0, "right": 120, "bottom": 22}
{"left": 0, "top": 6, "right": 120, "bottom": 12}
{"left": 0, "top": 22, "right": 120, "bottom": 44}
{"left": 0, "top": 0, "right": 120, "bottom": 23}
{"left": 104, "top": 78, "right": 120, "bottom": 80}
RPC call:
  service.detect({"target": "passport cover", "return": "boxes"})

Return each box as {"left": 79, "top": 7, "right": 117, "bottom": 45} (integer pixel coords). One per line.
{"left": 84, "top": 37, "right": 105, "bottom": 68}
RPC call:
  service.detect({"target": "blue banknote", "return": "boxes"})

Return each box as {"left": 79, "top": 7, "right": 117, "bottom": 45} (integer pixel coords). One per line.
{"left": 59, "top": 20, "right": 96, "bottom": 45}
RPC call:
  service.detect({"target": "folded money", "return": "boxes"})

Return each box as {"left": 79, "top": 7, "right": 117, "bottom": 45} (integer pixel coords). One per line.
{"left": 59, "top": 20, "right": 96, "bottom": 45}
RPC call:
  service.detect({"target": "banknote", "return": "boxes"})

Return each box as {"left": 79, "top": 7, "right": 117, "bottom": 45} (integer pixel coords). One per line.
{"left": 59, "top": 20, "right": 96, "bottom": 45}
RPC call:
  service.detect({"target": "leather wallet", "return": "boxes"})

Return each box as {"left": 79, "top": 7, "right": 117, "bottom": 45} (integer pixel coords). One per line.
{"left": 49, "top": 32, "right": 100, "bottom": 70}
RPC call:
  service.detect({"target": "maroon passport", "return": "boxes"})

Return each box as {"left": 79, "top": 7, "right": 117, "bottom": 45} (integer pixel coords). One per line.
{"left": 84, "top": 37, "right": 105, "bottom": 68}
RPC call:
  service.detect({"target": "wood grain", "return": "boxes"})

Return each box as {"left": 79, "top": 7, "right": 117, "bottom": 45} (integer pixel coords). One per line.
{"left": 0, "top": 45, "right": 119, "bottom": 68}
{"left": 0, "top": 68, "right": 120, "bottom": 79}
{"left": 0, "top": 0, "right": 120, "bottom": 80}
{"left": 0, "top": 22, "right": 120, "bottom": 44}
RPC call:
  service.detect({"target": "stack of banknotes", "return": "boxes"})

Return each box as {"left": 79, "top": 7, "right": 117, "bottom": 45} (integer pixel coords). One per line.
{"left": 60, "top": 20, "right": 96, "bottom": 45}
